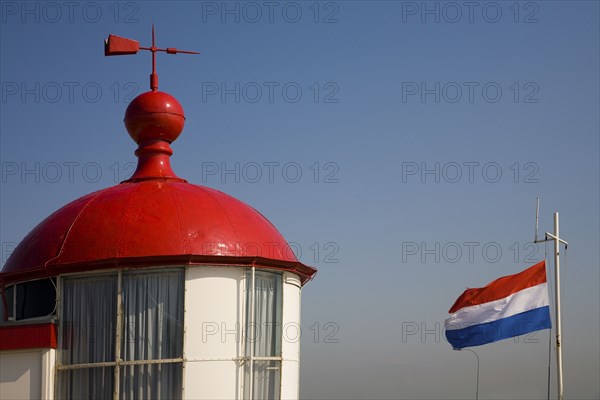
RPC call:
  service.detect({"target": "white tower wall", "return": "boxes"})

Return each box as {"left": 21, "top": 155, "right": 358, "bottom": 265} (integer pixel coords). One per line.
{"left": 281, "top": 272, "right": 302, "bottom": 400}
{"left": 185, "top": 266, "right": 244, "bottom": 399}
{"left": 0, "top": 348, "right": 55, "bottom": 400}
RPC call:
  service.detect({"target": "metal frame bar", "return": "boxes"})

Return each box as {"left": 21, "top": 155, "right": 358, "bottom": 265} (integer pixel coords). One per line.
{"left": 57, "top": 358, "right": 185, "bottom": 370}
{"left": 238, "top": 356, "right": 283, "bottom": 362}
{"left": 54, "top": 275, "right": 61, "bottom": 398}
{"left": 113, "top": 270, "right": 123, "bottom": 400}
{"left": 249, "top": 265, "right": 255, "bottom": 400}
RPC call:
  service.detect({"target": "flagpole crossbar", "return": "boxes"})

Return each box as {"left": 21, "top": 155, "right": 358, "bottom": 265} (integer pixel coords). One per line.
{"left": 537, "top": 233, "right": 568, "bottom": 247}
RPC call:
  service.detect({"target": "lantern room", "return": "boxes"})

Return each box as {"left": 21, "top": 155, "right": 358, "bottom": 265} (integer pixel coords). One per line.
{"left": 0, "top": 30, "right": 316, "bottom": 400}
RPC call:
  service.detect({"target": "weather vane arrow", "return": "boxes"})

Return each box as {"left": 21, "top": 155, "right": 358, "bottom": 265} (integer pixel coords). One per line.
{"left": 104, "top": 25, "right": 200, "bottom": 91}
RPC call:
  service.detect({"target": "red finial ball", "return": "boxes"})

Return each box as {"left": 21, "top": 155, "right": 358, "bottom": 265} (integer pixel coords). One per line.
{"left": 124, "top": 91, "right": 185, "bottom": 143}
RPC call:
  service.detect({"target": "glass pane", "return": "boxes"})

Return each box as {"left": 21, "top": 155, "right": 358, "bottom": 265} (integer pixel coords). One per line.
{"left": 119, "top": 362, "right": 183, "bottom": 400}
{"left": 16, "top": 278, "right": 56, "bottom": 320}
{"left": 61, "top": 275, "right": 117, "bottom": 365}
{"left": 0, "top": 285, "right": 14, "bottom": 320}
{"left": 246, "top": 271, "right": 282, "bottom": 357}
{"left": 121, "top": 270, "right": 184, "bottom": 361}
{"left": 243, "top": 360, "right": 281, "bottom": 400}
{"left": 57, "top": 367, "right": 114, "bottom": 400}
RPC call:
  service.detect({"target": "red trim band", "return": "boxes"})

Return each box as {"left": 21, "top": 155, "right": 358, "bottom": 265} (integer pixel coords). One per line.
{"left": 0, "top": 323, "right": 57, "bottom": 351}
{"left": 1, "top": 255, "right": 317, "bottom": 286}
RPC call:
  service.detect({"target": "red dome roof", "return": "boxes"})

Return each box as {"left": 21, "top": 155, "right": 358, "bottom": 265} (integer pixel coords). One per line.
{"left": 1, "top": 181, "right": 315, "bottom": 284}
{"left": 1, "top": 87, "right": 316, "bottom": 285}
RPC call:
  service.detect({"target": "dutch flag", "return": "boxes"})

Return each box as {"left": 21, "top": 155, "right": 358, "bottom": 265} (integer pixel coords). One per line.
{"left": 445, "top": 261, "right": 552, "bottom": 349}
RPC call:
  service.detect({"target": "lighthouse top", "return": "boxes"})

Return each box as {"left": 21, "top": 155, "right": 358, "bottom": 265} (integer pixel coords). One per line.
{"left": 1, "top": 27, "right": 316, "bottom": 286}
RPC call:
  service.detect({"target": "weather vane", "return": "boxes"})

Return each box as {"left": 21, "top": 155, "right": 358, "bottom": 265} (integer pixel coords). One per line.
{"left": 104, "top": 25, "right": 200, "bottom": 91}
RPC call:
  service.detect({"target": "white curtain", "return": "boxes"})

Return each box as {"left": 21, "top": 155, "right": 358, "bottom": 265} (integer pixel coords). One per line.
{"left": 244, "top": 271, "right": 282, "bottom": 399}
{"left": 251, "top": 272, "right": 280, "bottom": 357}
{"left": 58, "top": 367, "right": 114, "bottom": 400}
{"left": 247, "top": 360, "right": 281, "bottom": 400}
{"left": 119, "top": 270, "right": 184, "bottom": 399}
{"left": 59, "top": 275, "right": 117, "bottom": 399}
{"left": 59, "top": 271, "right": 184, "bottom": 400}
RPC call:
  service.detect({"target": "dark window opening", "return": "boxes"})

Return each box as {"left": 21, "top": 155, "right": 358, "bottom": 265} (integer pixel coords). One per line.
{"left": 16, "top": 278, "right": 57, "bottom": 319}
{"left": 0, "top": 278, "right": 57, "bottom": 321}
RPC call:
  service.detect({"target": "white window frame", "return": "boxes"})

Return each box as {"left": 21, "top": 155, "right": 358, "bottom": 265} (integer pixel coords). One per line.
{"left": 243, "top": 267, "right": 283, "bottom": 400}
{"left": 55, "top": 268, "right": 185, "bottom": 400}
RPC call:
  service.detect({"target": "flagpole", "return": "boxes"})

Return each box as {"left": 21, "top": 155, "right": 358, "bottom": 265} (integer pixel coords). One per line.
{"left": 553, "top": 212, "right": 564, "bottom": 400}
{"left": 547, "top": 328, "right": 552, "bottom": 400}
{"left": 534, "top": 200, "right": 567, "bottom": 400}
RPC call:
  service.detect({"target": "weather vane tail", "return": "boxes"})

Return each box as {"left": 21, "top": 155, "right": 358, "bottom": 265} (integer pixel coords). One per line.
{"left": 104, "top": 25, "right": 200, "bottom": 91}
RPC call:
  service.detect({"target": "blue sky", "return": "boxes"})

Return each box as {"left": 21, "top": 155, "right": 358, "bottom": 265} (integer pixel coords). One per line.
{"left": 1, "top": 1, "right": 598, "bottom": 398}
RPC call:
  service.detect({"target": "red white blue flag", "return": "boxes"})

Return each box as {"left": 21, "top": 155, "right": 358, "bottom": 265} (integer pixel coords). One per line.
{"left": 445, "top": 261, "right": 552, "bottom": 349}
